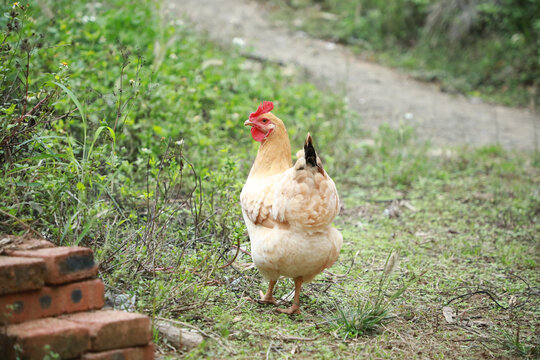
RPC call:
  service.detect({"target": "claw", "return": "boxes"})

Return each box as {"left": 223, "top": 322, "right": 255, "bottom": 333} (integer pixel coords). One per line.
{"left": 275, "top": 304, "right": 300, "bottom": 315}
{"left": 258, "top": 290, "right": 277, "bottom": 305}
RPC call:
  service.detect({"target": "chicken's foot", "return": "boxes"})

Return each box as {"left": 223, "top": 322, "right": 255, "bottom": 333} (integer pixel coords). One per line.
{"left": 258, "top": 280, "right": 277, "bottom": 305}
{"left": 276, "top": 277, "right": 302, "bottom": 315}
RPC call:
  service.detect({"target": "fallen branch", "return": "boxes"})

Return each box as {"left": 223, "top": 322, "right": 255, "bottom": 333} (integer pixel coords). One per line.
{"left": 446, "top": 290, "right": 508, "bottom": 310}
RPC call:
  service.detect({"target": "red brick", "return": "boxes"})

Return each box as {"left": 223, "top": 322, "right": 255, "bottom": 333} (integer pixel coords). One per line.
{"left": 11, "top": 246, "right": 98, "bottom": 284}
{"left": 0, "top": 317, "right": 90, "bottom": 360}
{"left": 0, "top": 256, "right": 46, "bottom": 295}
{"left": 0, "top": 279, "right": 104, "bottom": 324}
{"left": 82, "top": 343, "right": 154, "bottom": 360}
{"left": 63, "top": 310, "right": 152, "bottom": 351}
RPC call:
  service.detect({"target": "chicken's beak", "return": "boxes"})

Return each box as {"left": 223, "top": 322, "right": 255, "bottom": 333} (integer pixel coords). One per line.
{"left": 244, "top": 119, "right": 254, "bottom": 127}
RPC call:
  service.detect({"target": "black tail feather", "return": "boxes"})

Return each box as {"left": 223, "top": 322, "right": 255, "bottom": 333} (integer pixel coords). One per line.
{"left": 304, "top": 133, "right": 318, "bottom": 167}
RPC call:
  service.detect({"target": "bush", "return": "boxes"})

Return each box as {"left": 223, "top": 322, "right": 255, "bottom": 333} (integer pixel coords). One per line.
{"left": 0, "top": 0, "right": 351, "bottom": 313}
{"left": 270, "top": 0, "right": 539, "bottom": 106}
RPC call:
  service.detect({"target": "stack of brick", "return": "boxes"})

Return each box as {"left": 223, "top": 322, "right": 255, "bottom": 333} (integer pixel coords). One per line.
{"left": 0, "top": 237, "right": 154, "bottom": 360}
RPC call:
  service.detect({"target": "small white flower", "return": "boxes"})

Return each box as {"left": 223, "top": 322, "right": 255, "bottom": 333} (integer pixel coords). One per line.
{"left": 232, "top": 37, "right": 246, "bottom": 47}
{"left": 82, "top": 15, "right": 96, "bottom": 24}
{"left": 141, "top": 148, "right": 151, "bottom": 154}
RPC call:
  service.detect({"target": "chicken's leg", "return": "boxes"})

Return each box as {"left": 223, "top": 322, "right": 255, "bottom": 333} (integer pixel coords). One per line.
{"left": 276, "top": 277, "right": 302, "bottom": 315}
{"left": 258, "top": 280, "right": 277, "bottom": 305}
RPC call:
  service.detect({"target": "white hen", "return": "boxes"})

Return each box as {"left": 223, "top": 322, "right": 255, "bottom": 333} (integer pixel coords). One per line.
{"left": 240, "top": 101, "right": 342, "bottom": 314}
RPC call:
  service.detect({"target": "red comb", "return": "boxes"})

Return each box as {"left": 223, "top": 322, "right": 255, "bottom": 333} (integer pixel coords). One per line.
{"left": 249, "top": 101, "right": 274, "bottom": 120}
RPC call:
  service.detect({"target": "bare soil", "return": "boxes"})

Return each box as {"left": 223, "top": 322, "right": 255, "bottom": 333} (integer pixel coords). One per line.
{"left": 171, "top": 0, "right": 539, "bottom": 151}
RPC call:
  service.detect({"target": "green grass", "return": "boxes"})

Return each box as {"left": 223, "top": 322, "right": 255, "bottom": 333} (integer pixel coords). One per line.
{"left": 1, "top": 1, "right": 539, "bottom": 359}
{"left": 174, "top": 138, "right": 539, "bottom": 359}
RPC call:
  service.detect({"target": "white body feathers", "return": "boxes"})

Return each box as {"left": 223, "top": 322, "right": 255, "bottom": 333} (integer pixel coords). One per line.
{"left": 241, "top": 149, "right": 342, "bottom": 282}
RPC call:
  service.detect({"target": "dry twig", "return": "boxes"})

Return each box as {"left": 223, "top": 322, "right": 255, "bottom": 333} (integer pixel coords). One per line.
{"left": 446, "top": 289, "right": 508, "bottom": 310}
{"left": 0, "top": 209, "right": 43, "bottom": 239}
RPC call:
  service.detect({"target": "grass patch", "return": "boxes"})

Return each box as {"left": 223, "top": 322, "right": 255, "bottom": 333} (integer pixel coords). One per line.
{"left": 334, "top": 252, "right": 418, "bottom": 339}
{"left": 0, "top": 0, "right": 538, "bottom": 359}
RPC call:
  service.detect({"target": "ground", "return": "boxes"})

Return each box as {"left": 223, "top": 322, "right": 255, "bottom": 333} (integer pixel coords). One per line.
{"left": 144, "top": 1, "right": 540, "bottom": 359}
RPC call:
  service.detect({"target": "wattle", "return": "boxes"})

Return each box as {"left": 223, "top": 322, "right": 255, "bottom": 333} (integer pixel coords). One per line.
{"left": 251, "top": 127, "right": 267, "bottom": 142}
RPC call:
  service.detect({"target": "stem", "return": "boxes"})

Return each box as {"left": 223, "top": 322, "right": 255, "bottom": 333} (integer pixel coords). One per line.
{"left": 21, "top": 51, "right": 30, "bottom": 116}
{"left": 114, "top": 64, "right": 124, "bottom": 132}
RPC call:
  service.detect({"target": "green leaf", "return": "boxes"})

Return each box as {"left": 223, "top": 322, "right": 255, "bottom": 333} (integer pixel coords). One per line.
{"left": 2, "top": 103, "right": 16, "bottom": 115}
{"left": 88, "top": 125, "right": 115, "bottom": 159}
{"left": 51, "top": 81, "right": 88, "bottom": 161}
{"left": 50, "top": 82, "right": 86, "bottom": 125}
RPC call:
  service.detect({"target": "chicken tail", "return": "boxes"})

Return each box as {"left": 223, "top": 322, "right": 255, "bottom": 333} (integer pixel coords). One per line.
{"left": 304, "top": 133, "right": 318, "bottom": 168}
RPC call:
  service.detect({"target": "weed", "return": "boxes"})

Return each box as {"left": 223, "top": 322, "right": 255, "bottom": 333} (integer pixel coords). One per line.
{"left": 333, "top": 252, "right": 417, "bottom": 339}
{"left": 498, "top": 327, "right": 539, "bottom": 358}
{"left": 0, "top": 3, "right": 60, "bottom": 164}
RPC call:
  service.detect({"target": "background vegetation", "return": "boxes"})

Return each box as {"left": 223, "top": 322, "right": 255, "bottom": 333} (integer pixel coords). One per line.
{"left": 1, "top": 0, "right": 538, "bottom": 358}
{"left": 265, "top": 0, "right": 540, "bottom": 107}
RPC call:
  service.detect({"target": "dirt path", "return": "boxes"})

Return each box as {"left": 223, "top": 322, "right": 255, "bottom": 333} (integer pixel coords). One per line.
{"left": 171, "top": 0, "right": 539, "bottom": 151}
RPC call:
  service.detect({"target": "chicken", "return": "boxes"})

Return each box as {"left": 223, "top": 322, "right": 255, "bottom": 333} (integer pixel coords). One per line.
{"left": 240, "top": 101, "right": 342, "bottom": 314}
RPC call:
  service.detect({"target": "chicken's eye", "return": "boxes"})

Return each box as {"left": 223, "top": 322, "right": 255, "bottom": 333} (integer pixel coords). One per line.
{"left": 262, "top": 118, "right": 268, "bottom": 123}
